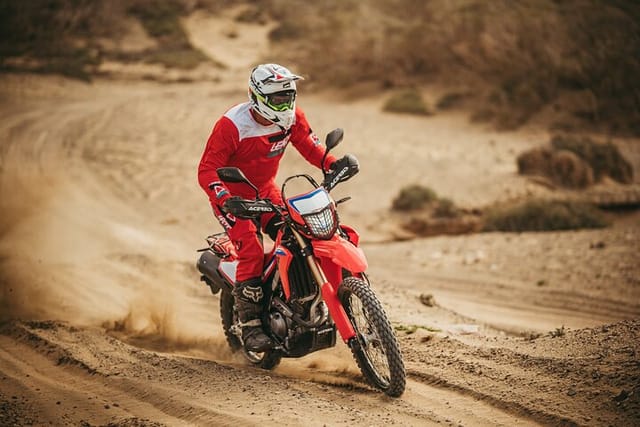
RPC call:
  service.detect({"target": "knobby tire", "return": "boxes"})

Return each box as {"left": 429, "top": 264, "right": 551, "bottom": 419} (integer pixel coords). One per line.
{"left": 339, "top": 277, "right": 406, "bottom": 397}
{"left": 219, "top": 288, "right": 282, "bottom": 370}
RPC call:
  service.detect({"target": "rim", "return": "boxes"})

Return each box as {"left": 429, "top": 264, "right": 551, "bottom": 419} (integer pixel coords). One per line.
{"left": 347, "top": 293, "right": 391, "bottom": 387}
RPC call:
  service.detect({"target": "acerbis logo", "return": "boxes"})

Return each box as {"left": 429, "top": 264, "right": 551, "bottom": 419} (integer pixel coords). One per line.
{"left": 330, "top": 166, "right": 349, "bottom": 188}
{"left": 247, "top": 205, "right": 272, "bottom": 212}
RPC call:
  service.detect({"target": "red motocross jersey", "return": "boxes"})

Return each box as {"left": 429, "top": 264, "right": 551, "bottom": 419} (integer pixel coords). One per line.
{"left": 198, "top": 102, "right": 336, "bottom": 205}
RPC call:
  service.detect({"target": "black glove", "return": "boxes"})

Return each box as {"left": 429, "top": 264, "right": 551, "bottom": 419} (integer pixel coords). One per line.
{"left": 324, "top": 154, "right": 359, "bottom": 190}
{"left": 221, "top": 196, "right": 249, "bottom": 217}
{"left": 330, "top": 154, "right": 359, "bottom": 178}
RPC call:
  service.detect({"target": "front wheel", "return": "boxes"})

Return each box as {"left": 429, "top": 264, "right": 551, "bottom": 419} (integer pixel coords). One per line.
{"left": 219, "top": 288, "right": 282, "bottom": 370}
{"left": 339, "top": 277, "right": 406, "bottom": 397}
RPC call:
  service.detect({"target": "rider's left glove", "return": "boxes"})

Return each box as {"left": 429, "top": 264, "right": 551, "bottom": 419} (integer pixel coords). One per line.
{"left": 331, "top": 154, "right": 360, "bottom": 177}
{"left": 221, "top": 196, "right": 246, "bottom": 217}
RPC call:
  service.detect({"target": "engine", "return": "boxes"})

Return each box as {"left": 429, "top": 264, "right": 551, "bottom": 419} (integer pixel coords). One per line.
{"left": 268, "top": 301, "right": 336, "bottom": 358}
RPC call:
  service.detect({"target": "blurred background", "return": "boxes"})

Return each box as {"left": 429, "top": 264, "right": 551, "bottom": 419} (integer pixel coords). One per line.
{"left": 2, "top": 0, "right": 639, "bottom": 135}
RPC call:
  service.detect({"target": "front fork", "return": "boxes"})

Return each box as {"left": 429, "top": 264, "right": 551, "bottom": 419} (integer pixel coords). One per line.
{"left": 290, "top": 228, "right": 356, "bottom": 342}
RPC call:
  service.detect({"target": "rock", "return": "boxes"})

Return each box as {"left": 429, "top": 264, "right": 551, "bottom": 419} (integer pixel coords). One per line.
{"left": 419, "top": 293, "right": 436, "bottom": 307}
{"left": 613, "top": 389, "right": 629, "bottom": 403}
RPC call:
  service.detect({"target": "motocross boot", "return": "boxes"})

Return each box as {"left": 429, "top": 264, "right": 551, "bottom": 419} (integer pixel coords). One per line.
{"left": 233, "top": 278, "right": 274, "bottom": 352}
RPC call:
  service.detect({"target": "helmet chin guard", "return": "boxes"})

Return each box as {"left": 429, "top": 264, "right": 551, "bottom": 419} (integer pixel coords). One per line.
{"left": 248, "top": 64, "right": 303, "bottom": 130}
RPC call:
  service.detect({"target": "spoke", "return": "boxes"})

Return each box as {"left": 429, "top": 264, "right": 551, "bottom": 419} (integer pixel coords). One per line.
{"left": 349, "top": 294, "right": 391, "bottom": 383}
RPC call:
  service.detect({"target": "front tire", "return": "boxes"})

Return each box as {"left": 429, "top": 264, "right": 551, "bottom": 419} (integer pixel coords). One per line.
{"left": 339, "top": 277, "right": 406, "bottom": 397}
{"left": 219, "top": 288, "right": 282, "bottom": 370}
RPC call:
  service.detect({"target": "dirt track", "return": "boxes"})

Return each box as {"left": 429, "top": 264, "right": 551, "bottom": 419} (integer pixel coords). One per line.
{"left": 1, "top": 10, "right": 640, "bottom": 427}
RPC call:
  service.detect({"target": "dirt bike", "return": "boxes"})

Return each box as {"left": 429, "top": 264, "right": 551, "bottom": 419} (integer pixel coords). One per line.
{"left": 196, "top": 128, "right": 406, "bottom": 397}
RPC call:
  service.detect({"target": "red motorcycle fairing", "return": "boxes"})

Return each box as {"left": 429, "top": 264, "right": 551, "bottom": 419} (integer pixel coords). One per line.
{"left": 310, "top": 234, "right": 367, "bottom": 343}
{"left": 311, "top": 233, "right": 368, "bottom": 285}
{"left": 339, "top": 224, "right": 360, "bottom": 246}
{"left": 273, "top": 242, "right": 294, "bottom": 300}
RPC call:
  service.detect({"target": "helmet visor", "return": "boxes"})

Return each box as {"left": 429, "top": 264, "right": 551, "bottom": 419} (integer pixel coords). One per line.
{"left": 265, "top": 90, "right": 296, "bottom": 111}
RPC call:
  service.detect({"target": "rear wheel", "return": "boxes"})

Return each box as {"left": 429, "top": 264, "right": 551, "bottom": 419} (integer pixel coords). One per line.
{"left": 219, "top": 288, "right": 282, "bottom": 370}
{"left": 339, "top": 277, "right": 406, "bottom": 397}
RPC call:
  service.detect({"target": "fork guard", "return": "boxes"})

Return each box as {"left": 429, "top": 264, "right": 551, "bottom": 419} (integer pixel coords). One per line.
{"left": 311, "top": 235, "right": 368, "bottom": 274}
{"left": 311, "top": 234, "right": 368, "bottom": 343}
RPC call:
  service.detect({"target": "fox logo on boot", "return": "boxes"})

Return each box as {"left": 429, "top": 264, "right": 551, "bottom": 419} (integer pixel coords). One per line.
{"left": 242, "top": 286, "right": 263, "bottom": 303}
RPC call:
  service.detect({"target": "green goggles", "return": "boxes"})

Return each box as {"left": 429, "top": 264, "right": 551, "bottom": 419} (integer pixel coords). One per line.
{"left": 260, "top": 90, "right": 296, "bottom": 111}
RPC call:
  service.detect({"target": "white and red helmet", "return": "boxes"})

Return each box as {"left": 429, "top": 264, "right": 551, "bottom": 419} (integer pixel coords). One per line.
{"left": 248, "top": 63, "right": 303, "bottom": 130}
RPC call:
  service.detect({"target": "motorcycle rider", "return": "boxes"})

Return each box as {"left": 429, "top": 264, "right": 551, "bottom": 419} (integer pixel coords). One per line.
{"left": 198, "top": 63, "right": 349, "bottom": 352}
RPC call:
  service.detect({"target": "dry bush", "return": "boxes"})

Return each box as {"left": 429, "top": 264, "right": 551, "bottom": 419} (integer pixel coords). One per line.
{"left": 433, "top": 198, "right": 458, "bottom": 218}
{"left": 517, "top": 147, "right": 554, "bottom": 177}
{"left": 517, "top": 147, "right": 595, "bottom": 189}
{"left": 482, "top": 199, "right": 609, "bottom": 232}
{"left": 393, "top": 186, "right": 473, "bottom": 236}
{"left": 0, "top": 0, "right": 211, "bottom": 78}
{"left": 391, "top": 185, "right": 437, "bottom": 211}
{"left": 517, "top": 134, "right": 633, "bottom": 188}
{"left": 551, "top": 135, "right": 634, "bottom": 184}
{"left": 0, "top": 0, "right": 120, "bottom": 79}
{"left": 383, "top": 89, "right": 431, "bottom": 115}
{"left": 436, "top": 92, "right": 471, "bottom": 110}
{"left": 403, "top": 215, "right": 481, "bottom": 237}
{"left": 265, "top": 0, "right": 640, "bottom": 135}
{"left": 549, "top": 150, "right": 594, "bottom": 189}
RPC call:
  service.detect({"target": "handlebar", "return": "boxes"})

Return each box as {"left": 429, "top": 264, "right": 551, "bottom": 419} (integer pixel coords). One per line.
{"left": 217, "top": 153, "right": 359, "bottom": 219}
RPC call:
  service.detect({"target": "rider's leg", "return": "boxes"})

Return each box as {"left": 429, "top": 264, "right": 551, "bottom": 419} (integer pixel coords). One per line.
{"left": 231, "top": 224, "right": 273, "bottom": 352}
{"left": 211, "top": 203, "right": 274, "bottom": 352}
{"left": 233, "top": 277, "right": 273, "bottom": 352}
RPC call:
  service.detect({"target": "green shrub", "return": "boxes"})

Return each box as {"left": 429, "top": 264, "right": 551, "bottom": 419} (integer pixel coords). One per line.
{"left": 482, "top": 199, "right": 609, "bottom": 232}
{"left": 383, "top": 90, "right": 431, "bottom": 116}
{"left": 392, "top": 185, "right": 437, "bottom": 211}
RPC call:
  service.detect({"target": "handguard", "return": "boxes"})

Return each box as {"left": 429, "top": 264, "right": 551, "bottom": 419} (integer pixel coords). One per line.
{"left": 223, "top": 197, "right": 275, "bottom": 219}
{"left": 323, "top": 154, "right": 359, "bottom": 192}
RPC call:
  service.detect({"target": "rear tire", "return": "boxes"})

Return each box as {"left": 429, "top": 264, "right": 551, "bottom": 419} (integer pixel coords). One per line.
{"left": 220, "top": 288, "right": 282, "bottom": 370}
{"left": 339, "top": 277, "right": 406, "bottom": 397}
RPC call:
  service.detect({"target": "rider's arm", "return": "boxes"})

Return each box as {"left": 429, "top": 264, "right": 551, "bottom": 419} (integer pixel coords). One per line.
{"left": 198, "top": 117, "right": 239, "bottom": 207}
{"left": 290, "top": 108, "right": 337, "bottom": 170}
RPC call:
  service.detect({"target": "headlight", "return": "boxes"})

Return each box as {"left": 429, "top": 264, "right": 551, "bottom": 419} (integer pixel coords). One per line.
{"left": 303, "top": 205, "right": 337, "bottom": 240}
{"left": 288, "top": 187, "right": 338, "bottom": 240}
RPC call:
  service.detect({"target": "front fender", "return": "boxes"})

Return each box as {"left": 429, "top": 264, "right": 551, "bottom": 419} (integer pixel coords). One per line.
{"left": 312, "top": 235, "right": 368, "bottom": 273}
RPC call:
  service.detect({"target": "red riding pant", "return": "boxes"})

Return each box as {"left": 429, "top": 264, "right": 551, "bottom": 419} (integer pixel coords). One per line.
{"left": 211, "top": 185, "right": 282, "bottom": 282}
